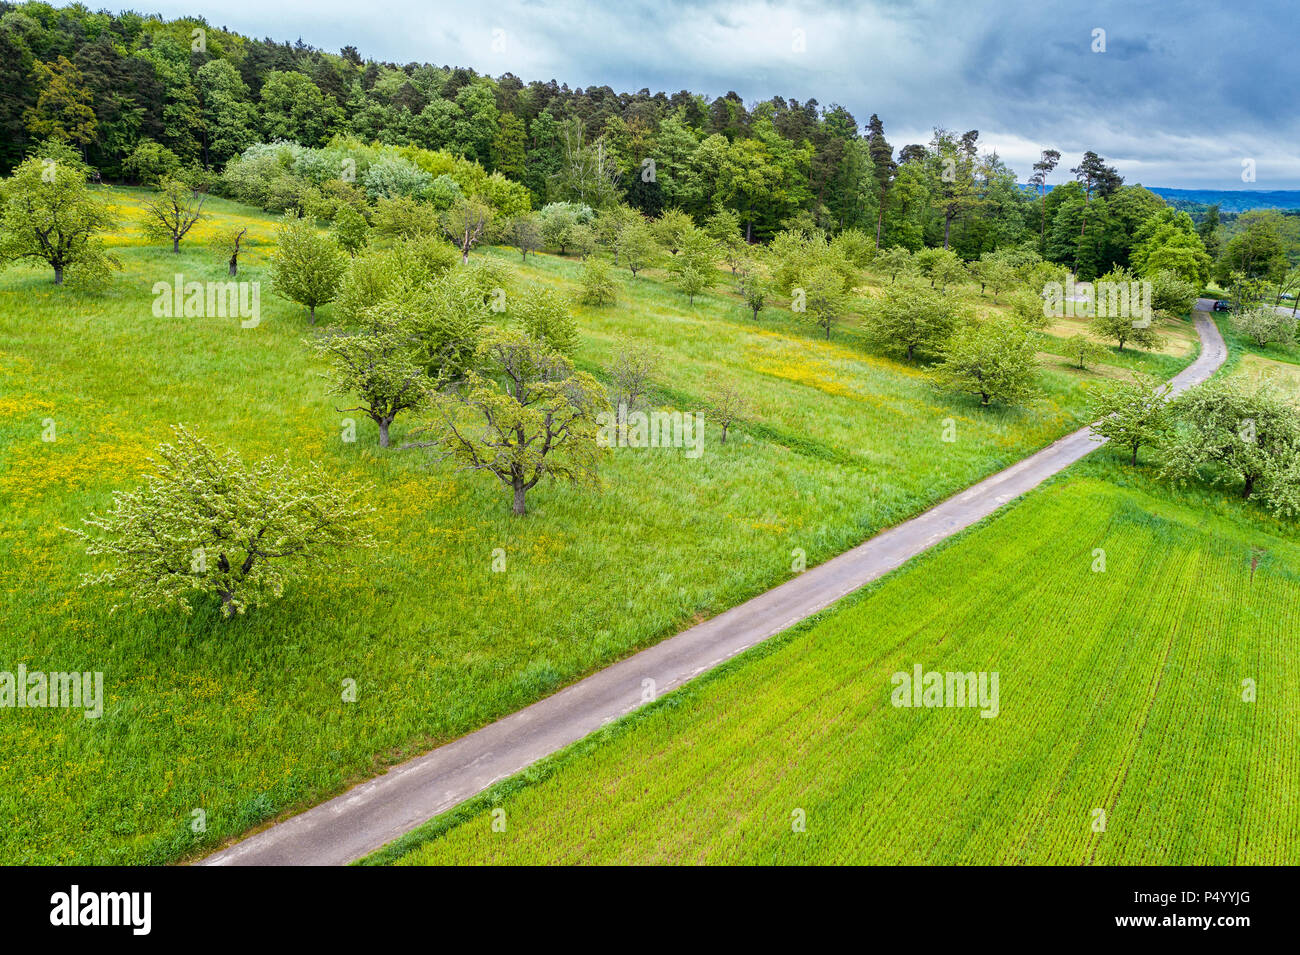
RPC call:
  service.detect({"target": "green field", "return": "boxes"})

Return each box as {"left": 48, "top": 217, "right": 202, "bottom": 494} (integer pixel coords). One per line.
{"left": 374, "top": 463, "right": 1300, "bottom": 866}
{"left": 0, "top": 189, "right": 1175, "bottom": 864}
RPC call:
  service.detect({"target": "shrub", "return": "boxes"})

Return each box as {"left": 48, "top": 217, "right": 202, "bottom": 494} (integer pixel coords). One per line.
{"left": 1064, "top": 333, "right": 1107, "bottom": 370}
{"left": 513, "top": 286, "right": 577, "bottom": 355}
{"left": 578, "top": 256, "right": 618, "bottom": 306}
{"left": 362, "top": 154, "right": 434, "bottom": 201}
{"left": 220, "top": 141, "right": 303, "bottom": 206}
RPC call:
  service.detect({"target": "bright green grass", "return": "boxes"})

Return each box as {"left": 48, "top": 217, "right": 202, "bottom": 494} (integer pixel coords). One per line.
{"left": 0, "top": 189, "right": 1188, "bottom": 864}
{"left": 376, "top": 461, "right": 1299, "bottom": 865}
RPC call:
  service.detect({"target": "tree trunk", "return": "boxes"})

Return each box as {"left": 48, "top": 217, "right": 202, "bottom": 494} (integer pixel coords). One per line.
{"left": 173, "top": 236, "right": 180, "bottom": 253}
{"left": 875, "top": 207, "right": 884, "bottom": 249}
{"left": 1243, "top": 474, "right": 1256, "bottom": 498}
{"left": 53, "top": 264, "right": 64, "bottom": 285}
{"left": 721, "top": 424, "right": 729, "bottom": 444}
{"left": 1131, "top": 445, "right": 1139, "bottom": 466}
{"left": 309, "top": 304, "right": 317, "bottom": 325}
{"left": 512, "top": 480, "right": 527, "bottom": 516}
{"left": 378, "top": 418, "right": 391, "bottom": 448}
{"left": 461, "top": 246, "right": 470, "bottom": 265}
{"left": 228, "top": 256, "right": 238, "bottom": 277}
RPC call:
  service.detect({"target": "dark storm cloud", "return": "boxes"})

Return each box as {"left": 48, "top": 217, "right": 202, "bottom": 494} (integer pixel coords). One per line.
{"left": 96, "top": 0, "right": 1300, "bottom": 187}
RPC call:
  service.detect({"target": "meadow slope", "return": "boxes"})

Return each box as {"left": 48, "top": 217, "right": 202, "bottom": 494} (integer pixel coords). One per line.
{"left": 0, "top": 189, "right": 1191, "bottom": 863}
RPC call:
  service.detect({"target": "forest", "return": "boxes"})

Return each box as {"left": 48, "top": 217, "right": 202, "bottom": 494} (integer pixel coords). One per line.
{"left": 5, "top": 0, "right": 1299, "bottom": 288}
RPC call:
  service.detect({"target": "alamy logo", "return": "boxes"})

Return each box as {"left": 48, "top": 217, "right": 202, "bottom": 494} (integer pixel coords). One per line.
{"left": 50, "top": 885, "right": 151, "bottom": 935}
{"left": 1042, "top": 277, "right": 1153, "bottom": 326}
{"left": 1, "top": 666, "right": 103, "bottom": 719}
{"left": 890, "top": 664, "right": 999, "bottom": 718}
{"left": 152, "top": 274, "right": 261, "bottom": 328}
{"left": 597, "top": 403, "right": 704, "bottom": 459}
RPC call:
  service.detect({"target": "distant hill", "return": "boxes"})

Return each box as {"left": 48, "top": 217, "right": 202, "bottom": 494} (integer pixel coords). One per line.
{"left": 1145, "top": 187, "right": 1300, "bottom": 212}
{"left": 1022, "top": 184, "right": 1300, "bottom": 213}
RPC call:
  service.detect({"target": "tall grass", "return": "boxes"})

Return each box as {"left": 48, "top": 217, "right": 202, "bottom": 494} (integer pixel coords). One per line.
{"left": 0, "top": 189, "right": 1189, "bottom": 863}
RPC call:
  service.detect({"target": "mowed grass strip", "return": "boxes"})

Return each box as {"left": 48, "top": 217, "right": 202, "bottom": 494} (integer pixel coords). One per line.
{"left": 379, "top": 470, "right": 1299, "bottom": 866}
{"left": 0, "top": 190, "right": 1184, "bottom": 863}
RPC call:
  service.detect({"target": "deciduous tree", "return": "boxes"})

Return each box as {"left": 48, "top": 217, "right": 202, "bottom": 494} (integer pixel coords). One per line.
{"left": 867, "top": 280, "right": 957, "bottom": 361}
{"left": 934, "top": 319, "right": 1041, "bottom": 407}
{"left": 578, "top": 256, "right": 618, "bottom": 305}
{"left": 512, "top": 285, "right": 578, "bottom": 355}
{"left": 270, "top": 214, "right": 347, "bottom": 324}
{"left": 605, "top": 340, "right": 660, "bottom": 416}
{"left": 141, "top": 177, "right": 206, "bottom": 253}
{"left": 1090, "top": 373, "right": 1172, "bottom": 465}
{"left": 1234, "top": 305, "right": 1297, "bottom": 349}
{"left": 0, "top": 152, "right": 117, "bottom": 285}
{"left": 1064, "top": 333, "right": 1106, "bottom": 371}
{"left": 441, "top": 196, "right": 494, "bottom": 264}
{"left": 69, "top": 426, "right": 375, "bottom": 617}
{"left": 1163, "top": 376, "right": 1300, "bottom": 500}
{"left": 23, "top": 56, "right": 97, "bottom": 148}
{"left": 309, "top": 305, "right": 430, "bottom": 447}
{"left": 505, "top": 212, "right": 542, "bottom": 262}
{"left": 414, "top": 329, "right": 609, "bottom": 516}
{"left": 707, "top": 382, "right": 750, "bottom": 444}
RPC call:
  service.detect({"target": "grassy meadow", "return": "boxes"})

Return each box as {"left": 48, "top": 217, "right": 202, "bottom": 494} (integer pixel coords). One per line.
{"left": 0, "top": 188, "right": 1196, "bottom": 863}
{"left": 373, "top": 460, "right": 1300, "bottom": 866}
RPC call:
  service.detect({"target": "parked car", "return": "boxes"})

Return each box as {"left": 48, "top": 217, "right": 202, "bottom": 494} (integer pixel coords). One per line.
{"left": 1213, "top": 299, "right": 1231, "bottom": 312}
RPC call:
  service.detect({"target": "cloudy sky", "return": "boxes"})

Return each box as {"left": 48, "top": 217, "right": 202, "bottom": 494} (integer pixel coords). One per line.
{"left": 111, "top": 0, "right": 1299, "bottom": 189}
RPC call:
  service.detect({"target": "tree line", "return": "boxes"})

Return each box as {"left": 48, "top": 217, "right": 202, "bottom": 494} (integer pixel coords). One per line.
{"left": 0, "top": 0, "right": 1238, "bottom": 279}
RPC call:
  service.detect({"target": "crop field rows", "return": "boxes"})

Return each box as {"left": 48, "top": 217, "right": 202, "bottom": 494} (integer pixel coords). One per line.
{"left": 378, "top": 474, "right": 1299, "bottom": 865}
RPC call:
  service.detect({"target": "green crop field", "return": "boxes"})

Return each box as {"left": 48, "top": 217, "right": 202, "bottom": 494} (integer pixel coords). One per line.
{"left": 374, "top": 463, "right": 1300, "bottom": 866}
{"left": 0, "top": 188, "right": 1178, "bottom": 865}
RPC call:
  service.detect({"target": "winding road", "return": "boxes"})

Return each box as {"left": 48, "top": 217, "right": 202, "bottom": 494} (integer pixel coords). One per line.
{"left": 200, "top": 302, "right": 1227, "bottom": 866}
